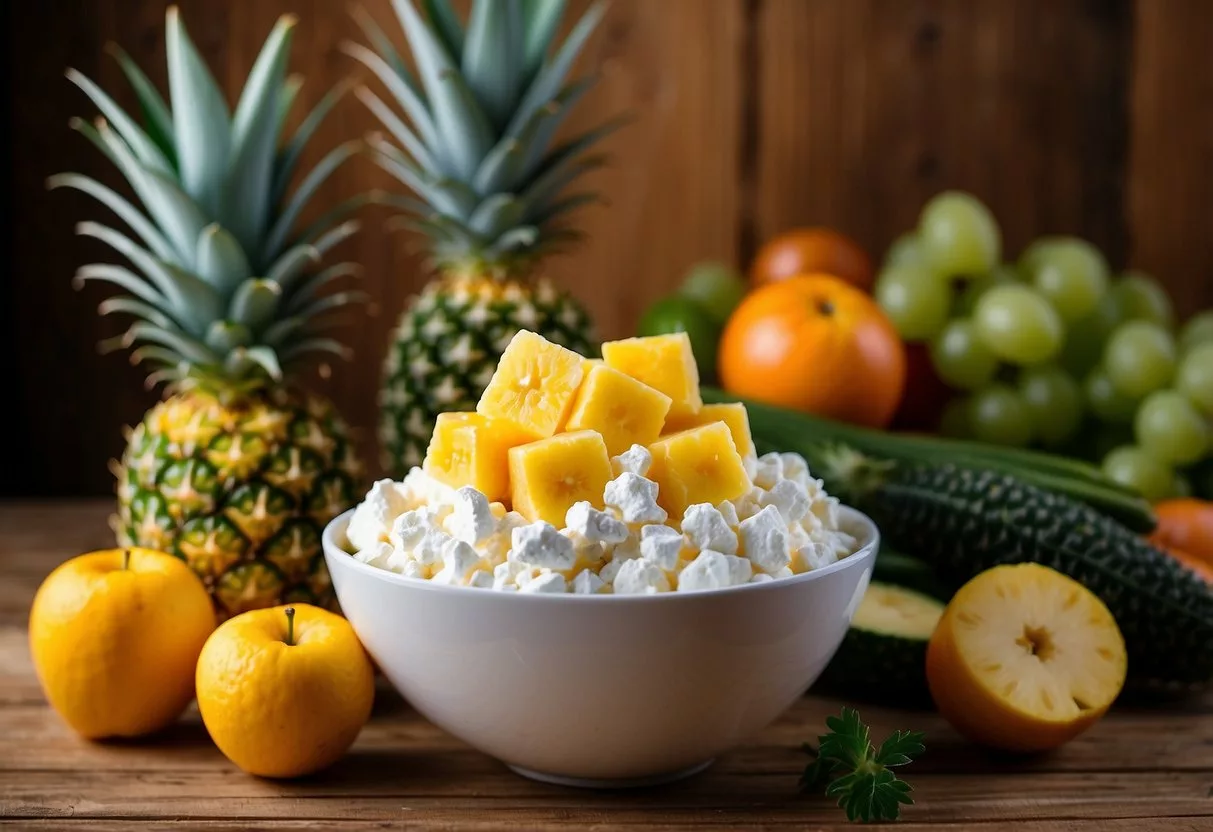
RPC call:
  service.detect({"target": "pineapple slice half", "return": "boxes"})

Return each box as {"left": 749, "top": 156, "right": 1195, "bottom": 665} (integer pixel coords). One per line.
{"left": 927, "top": 563, "right": 1127, "bottom": 752}
{"left": 509, "top": 430, "right": 613, "bottom": 526}
{"left": 477, "top": 331, "right": 590, "bottom": 439}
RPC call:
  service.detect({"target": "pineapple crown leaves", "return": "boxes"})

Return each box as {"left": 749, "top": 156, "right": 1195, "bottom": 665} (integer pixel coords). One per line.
{"left": 346, "top": 0, "right": 627, "bottom": 278}
{"left": 51, "top": 6, "right": 369, "bottom": 392}
{"left": 800, "top": 707, "right": 925, "bottom": 823}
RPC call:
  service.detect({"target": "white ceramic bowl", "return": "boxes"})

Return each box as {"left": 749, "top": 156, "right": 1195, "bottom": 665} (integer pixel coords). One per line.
{"left": 323, "top": 506, "right": 878, "bottom": 787}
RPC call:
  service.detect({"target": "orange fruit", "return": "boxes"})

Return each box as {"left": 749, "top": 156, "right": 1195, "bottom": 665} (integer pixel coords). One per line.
{"left": 749, "top": 228, "right": 874, "bottom": 290}
{"left": 29, "top": 548, "right": 215, "bottom": 739}
{"left": 1149, "top": 498, "right": 1213, "bottom": 563}
{"left": 1154, "top": 543, "right": 1213, "bottom": 584}
{"left": 196, "top": 604, "right": 374, "bottom": 778}
{"left": 926, "top": 564, "right": 1126, "bottom": 753}
{"left": 718, "top": 274, "right": 906, "bottom": 428}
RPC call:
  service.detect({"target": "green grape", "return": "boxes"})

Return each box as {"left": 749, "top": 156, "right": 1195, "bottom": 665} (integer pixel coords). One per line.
{"left": 1017, "top": 365, "right": 1083, "bottom": 448}
{"left": 969, "top": 384, "right": 1034, "bottom": 447}
{"left": 938, "top": 396, "right": 973, "bottom": 439}
{"left": 1177, "top": 343, "right": 1213, "bottom": 416}
{"left": 1111, "top": 272, "right": 1174, "bottom": 328}
{"left": 1101, "top": 445, "right": 1174, "bottom": 502}
{"left": 885, "top": 233, "right": 926, "bottom": 269}
{"left": 1020, "top": 237, "right": 1109, "bottom": 323}
{"left": 918, "top": 191, "right": 1001, "bottom": 277}
{"left": 930, "top": 319, "right": 999, "bottom": 390}
{"left": 952, "top": 265, "right": 1019, "bottom": 316}
{"left": 874, "top": 265, "right": 951, "bottom": 341}
{"left": 1134, "top": 389, "right": 1210, "bottom": 466}
{"left": 1181, "top": 311, "right": 1213, "bottom": 353}
{"left": 973, "top": 284, "right": 1064, "bottom": 365}
{"left": 1058, "top": 295, "right": 1120, "bottom": 377}
{"left": 1103, "top": 320, "right": 1177, "bottom": 398}
{"left": 678, "top": 261, "right": 747, "bottom": 324}
{"left": 1084, "top": 367, "right": 1139, "bottom": 424}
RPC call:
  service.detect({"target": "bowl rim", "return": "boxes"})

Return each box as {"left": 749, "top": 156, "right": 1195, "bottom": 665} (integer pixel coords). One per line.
{"left": 322, "top": 504, "right": 880, "bottom": 605}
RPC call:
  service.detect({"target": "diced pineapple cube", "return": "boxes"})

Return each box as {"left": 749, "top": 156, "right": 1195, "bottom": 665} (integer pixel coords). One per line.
{"left": 601, "top": 333, "right": 702, "bottom": 419}
{"left": 423, "top": 413, "right": 533, "bottom": 503}
{"left": 663, "top": 403, "right": 755, "bottom": 458}
{"left": 509, "top": 430, "right": 613, "bottom": 525}
{"left": 564, "top": 364, "right": 673, "bottom": 456}
{"left": 647, "top": 422, "right": 752, "bottom": 518}
{"left": 477, "top": 330, "right": 590, "bottom": 438}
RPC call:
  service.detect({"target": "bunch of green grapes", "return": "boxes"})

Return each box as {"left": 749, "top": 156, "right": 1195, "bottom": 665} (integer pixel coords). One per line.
{"left": 876, "top": 190, "right": 1213, "bottom": 501}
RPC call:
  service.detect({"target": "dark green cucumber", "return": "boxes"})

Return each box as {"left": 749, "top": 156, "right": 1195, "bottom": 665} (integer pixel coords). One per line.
{"left": 824, "top": 451, "right": 1213, "bottom": 687}
{"left": 875, "top": 548, "right": 952, "bottom": 602}
{"left": 819, "top": 582, "right": 944, "bottom": 706}
{"left": 702, "top": 387, "right": 1156, "bottom": 533}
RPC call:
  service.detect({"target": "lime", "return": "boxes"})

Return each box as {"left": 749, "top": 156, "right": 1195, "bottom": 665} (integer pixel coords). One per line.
{"left": 638, "top": 296, "right": 721, "bottom": 382}
{"left": 678, "top": 261, "right": 747, "bottom": 324}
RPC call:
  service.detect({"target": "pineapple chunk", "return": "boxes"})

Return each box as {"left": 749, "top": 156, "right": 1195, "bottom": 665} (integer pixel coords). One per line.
{"left": 601, "top": 333, "right": 702, "bottom": 419}
{"left": 509, "top": 430, "right": 613, "bottom": 525}
{"left": 662, "top": 402, "right": 755, "bottom": 458}
{"left": 564, "top": 364, "right": 673, "bottom": 456}
{"left": 423, "top": 413, "right": 532, "bottom": 503}
{"left": 477, "top": 330, "right": 590, "bottom": 438}
{"left": 647, "top": 422, "right": 751, "bottom": 518}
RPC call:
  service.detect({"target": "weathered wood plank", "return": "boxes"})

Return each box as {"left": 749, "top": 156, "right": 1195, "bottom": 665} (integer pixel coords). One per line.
{"left": 1126, "top": 0, "right": 1213, "bottom": 317}
{"left": 2, "top": 821, "right": 1210, "bottom": 832}
{"left": 2, "top": 770, "right": 1210, "bottom": 823}
{"left": 751, "top": 0, "right": 1133, "bottom": 270}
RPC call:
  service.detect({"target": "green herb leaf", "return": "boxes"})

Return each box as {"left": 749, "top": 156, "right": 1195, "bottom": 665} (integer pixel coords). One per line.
{"left": 799, "top": 707, "right": 924, "bottom": 823}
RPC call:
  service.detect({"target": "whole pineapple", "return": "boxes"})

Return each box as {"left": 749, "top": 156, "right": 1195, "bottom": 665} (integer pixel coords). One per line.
{"left": 55, "top": 9, "right": 367, "bottom": 618}
{"left": 347, "top": 0, "right": 618, "bottom": 475}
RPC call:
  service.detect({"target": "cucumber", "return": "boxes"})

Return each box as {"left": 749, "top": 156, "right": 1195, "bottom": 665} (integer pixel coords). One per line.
{"left": 702, "top": 387, "right": 1157, "bottom": 533}
{"left": 819, "top": 582, "right": 944, "bottom": 706}
{"left": 875, "top": 547, "right": 951, "bottom": 602}
{"left": 822, "top": 447, "right": 1213, "bottom": 687}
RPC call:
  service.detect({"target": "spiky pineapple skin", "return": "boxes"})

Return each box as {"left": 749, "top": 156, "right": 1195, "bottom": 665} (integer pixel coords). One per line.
{"left": 115, "top": 389, "right": 361, "bottom": 620}
{"left": 379, "top": 274, "right": 595, "bottom": 477}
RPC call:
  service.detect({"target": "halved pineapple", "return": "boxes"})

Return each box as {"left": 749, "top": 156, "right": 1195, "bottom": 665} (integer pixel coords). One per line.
{"left": 662, "top": 403, "right": 756, "bottom": 459}
{"left": 601, "top": 333, "right": 702, "bottom": 419}
{"left": 926, "top": 563, "right": 1127, "bottom": 752}
{"left": 509, "top": 430, "right": 613, "bottom": 525}
{"left": 477, "top": 331, "right": 590, "bottom": 439}
{"left": 423, "top": 413, "right": 533, "bottom": 503}
{"left": 564, "top": 364, "right": 672, "bottom": 456}
{"left": 647, "top": 422, "right": 751, "bottom": 518}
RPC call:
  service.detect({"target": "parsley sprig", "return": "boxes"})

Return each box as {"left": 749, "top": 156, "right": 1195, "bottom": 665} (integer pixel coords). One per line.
{"left": 799, "top": 708, "right": 925, "bottom": 823}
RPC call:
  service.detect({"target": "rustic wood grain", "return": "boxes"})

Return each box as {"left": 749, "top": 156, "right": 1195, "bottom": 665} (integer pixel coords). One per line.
{"left": 1, "top": 500, "right": 1212, "bottom": 828}
{"left": 1127, "top": 0, "right": 1213, "bottom": 317}
{"left": 751, "top": 0, "right": 1133, "bottom": 269}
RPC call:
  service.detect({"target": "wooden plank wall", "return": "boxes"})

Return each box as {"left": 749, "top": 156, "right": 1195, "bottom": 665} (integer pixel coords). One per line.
{"left": 4, "top": 0, "right": 1212, "bottom": 496}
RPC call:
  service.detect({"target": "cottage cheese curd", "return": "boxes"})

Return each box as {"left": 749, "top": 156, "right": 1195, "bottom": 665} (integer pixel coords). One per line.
{"left": 347, "top": 449, "right": 856, "bottom": 594}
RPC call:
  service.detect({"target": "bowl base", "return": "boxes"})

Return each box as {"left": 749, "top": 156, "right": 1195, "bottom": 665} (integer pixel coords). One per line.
{"left": 507, "top": 758, "right": 714, "bottom": 789}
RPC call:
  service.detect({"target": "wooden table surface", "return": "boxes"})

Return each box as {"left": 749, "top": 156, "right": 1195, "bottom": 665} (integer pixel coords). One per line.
{"left": 2, "top": 501, "right": 1211, "bottom": 831}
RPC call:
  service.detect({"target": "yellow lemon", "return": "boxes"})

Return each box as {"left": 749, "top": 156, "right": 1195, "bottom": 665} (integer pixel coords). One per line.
{"left": 926, "top": 563, "right": 1127, "bottom": 752}
{"left": 196, "top": 604, "right": 374, "bottom": 778}
{"left": 29, "top": 547, "right": 215, "bottom": 739}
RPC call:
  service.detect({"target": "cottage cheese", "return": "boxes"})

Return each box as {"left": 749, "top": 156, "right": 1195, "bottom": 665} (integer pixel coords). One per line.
{"left": 346, "top": 452, "right": 857, "bottom": 594}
